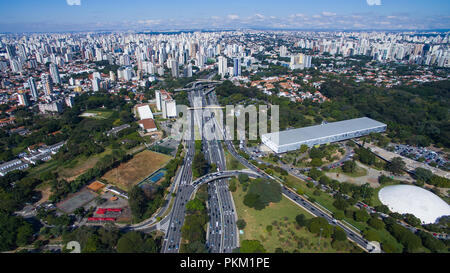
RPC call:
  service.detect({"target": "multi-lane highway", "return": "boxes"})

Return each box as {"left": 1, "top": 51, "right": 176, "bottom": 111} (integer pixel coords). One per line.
{"left": 161, "top": 106, "right": 196, "bottom": 253}
{"left": 189, "top": 86, "right": 239, "bottom": 253}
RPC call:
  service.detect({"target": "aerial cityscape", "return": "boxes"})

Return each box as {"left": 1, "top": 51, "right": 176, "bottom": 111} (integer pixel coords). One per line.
{"left": 0, "top": 0, "right": 449, "bottom": 264}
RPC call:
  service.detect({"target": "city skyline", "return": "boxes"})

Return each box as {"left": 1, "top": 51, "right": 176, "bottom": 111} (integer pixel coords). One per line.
{"left": 0, "top": 0, "right": 449, "bottom": 32}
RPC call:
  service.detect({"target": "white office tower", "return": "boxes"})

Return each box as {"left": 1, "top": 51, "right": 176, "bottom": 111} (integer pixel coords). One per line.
{"left": 156, "top": 90, "right": 177, "bottom": 118}
{"left": 218, "top": 56, "right": 227, "bottom": 78}
{"left": 171, "top": 59, "right": 179, "bottom": 78}
{"left": 197, "top": 52, "right": 205, "bottom": 68}
{"left": 18, "top": 92, "right": 30, "bottom": 107}
{"left": 120, "top": 54, "right": 131, "bottom": 66}
{"left": 187, "top": 63, "right": 193, "bottom": 77}
{"left": 110, "top": 71, "right": 116, "bottom": 82}
{"left": 304, "top": 55, "right": 312, "bottom": 68}
{"left": 280, "top": 45, "right": 287, "bottom": 57}
{"left": 10, "top": 59, "right": 22, "bottom": 73}
{"left": 28, "top": 77, "right": 38, "bottom": 100}
{"left": 157, "top": 66, "right": 164, "bottom": 76}
{"left": 41, "top": 73, "right": 53, "bottom": 96}
{"left": 95, "top": 48, "right": 103, "bottom": 61}
{"left": 124, "top": 67, "right": 133, "bottom": 81}
{"left": 49, "top": 63, "right": 61, "bottom": 84}
{"left": 155, "top": 90, "right": 162, "bottom": 111}
{"left": 69, "top": 77, "right": 75, "bottom": 86}
{"left": 92, "top": 78, "right": 100, "bottom": 92}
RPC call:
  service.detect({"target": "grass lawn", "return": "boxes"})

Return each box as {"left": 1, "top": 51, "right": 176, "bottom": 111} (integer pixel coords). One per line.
{"left": 232, "top": 182, "right": 356, "bottom": 253}
{"left": 56, "top": 147, "right": 113, "bottom": 181}
{"left": 101, "top": 150, "right": 172, "bottom": 191}
{"left": 327, "top": 165, "right": 368, "bottom": 178}
{"left": 224, "top": 149, "right": 246, "bottom": 170}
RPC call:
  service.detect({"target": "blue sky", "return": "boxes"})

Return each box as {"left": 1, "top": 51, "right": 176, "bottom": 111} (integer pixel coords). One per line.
{"left": 0, "top": 0, "right": 449, "bottom": 32}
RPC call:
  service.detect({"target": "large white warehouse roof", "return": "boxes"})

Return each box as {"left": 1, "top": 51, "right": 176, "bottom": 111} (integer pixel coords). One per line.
{"left": 137, "top": 105, "right": 154, "bottom": 120}
{"left": 378, "top": 185, "right": 450, "bottom": 224}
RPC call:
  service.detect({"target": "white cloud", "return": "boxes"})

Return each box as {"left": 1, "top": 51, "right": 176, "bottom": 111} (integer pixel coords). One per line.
{"left": 254, "top": 14, "right": 265, "bottom": 19}
{"left": 66, "top": 0, "right": 81, "bottom": 5}
{"left": 322, "top": 11, "right": 336, "bottom": 16}
{"left": 366, "top": 0, "right": 381, "bottom": 6}
{"left": 227, "top": 14, "right": 239, "bottom": 20}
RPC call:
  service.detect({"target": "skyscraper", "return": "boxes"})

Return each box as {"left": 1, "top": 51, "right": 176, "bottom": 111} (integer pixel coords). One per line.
{"left": 233, "top": 58, "right": 241, "bottom": 76}
{"left": 171, "top": 59, "right": 179, "bottom": 78}
{"left": 49, "top": 63, "right": 61, "bottom": 84}
{"left": 28, "top": 77, "right": 38, "bottom": 100}
{"left": 41, "top": 73, "right": 53, "bottom": 96}
{"left": 218, "top": 56, "right": 227, "bottom": 78}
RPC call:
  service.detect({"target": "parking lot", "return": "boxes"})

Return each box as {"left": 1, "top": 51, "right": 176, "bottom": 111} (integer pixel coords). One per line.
{"left": 391, "top": 144, "right": 448, "bottom": 168}
{"left": 56, "top": 188, "right": 97, "bottom": 213}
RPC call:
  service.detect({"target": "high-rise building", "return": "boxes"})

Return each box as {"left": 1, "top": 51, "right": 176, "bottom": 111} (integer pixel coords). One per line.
{"left": 92, "top": 78, "right": 100, "bottom": 92}
{"left": 233, "top": 58, "right": 241, "bottom": 76}
{"left": 218, "top": 56, "right": 227, "bottom": 78}
{"left": 171, "top": 59, "right": 179, "bottom": 78}
{"left": 49, "top": 63, "right": 61, "bottom": 84}
{"left": 155, "top": 90, "right": 177, "bottom": 118}
{"left": 280, "top": 45, "right": 288, "bottom": 57}
{"left": 6, "top": 45, "right": 16, "bottom": 60}
{"left": 41, "top": 73, "right": 53, "bottom": 96}
{"left": 28, "top": 77, "right": 38, "bottom": 100}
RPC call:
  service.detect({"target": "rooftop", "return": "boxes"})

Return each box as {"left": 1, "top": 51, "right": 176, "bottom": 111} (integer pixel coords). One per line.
{"left": 263, "top": 117, "right": 386, "bottom": 146}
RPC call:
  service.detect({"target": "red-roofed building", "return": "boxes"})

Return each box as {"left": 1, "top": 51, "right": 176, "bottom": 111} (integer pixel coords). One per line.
{"left": 138, "top": 118, "right": 157, "bottom": 133}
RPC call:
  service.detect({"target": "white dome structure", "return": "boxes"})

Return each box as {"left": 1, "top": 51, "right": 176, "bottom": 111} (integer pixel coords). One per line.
{"left": 378, "top": 185, "right": 450, "bottom": 224}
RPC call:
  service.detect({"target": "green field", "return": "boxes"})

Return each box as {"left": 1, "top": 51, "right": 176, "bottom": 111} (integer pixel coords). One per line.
{"left": 231, "top": 182, "right": 357, "bottom": 253}
{"left": 327, "top": 165, "right": 368, "bottom": 178}
{"left": 224, "top": 149, "right": 246, "bottom": 170}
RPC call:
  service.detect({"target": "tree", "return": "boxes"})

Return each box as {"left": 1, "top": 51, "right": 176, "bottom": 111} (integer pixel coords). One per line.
{"left": 342, "top": 160, "right": 356, "bottom": 173}
{"left": 333, "top": 211, "right": 345, "bottom": 220}
{"left": 386, "top": 157, "right": 405, "bottom": 175}
{"left": 128, "top": 186, "right": 148, "bottom": 220}
{"left": 418, "top": 231, "right": 446, "bottom": 253}
{"left": 374, "top": 204, "right": 390, "bottom": 214}
{"left": 240, "top": 240, "right": 266, "bottom": 253}
{"left": 236, "top": 219, "right": 246, "bottom": 229}
{"left": 403, "top": 213, "right": 422, "bottom": 227}
{"left": 414, "top": 167, "right": 433, "bottom": 182}
{"left": 243, "top": 179, "right": 281, "bottom": 210}
{"left": 243, "top": 193, "right": 264, "bottom": 210}
{"left": 333, "top": 198, "right": 350, "bottom": 211}
{"left": 228, "top": 179, "right": 237, "bottom": 192}
{"left": 363, "top": 228, "right": 380, "bottom": 242}
{"left": 300, "top": 144, "right": 308, "bottom": 153}
{"left": 186, "top": 198, "right": 205, "bottom": 213}
{"left": 307, "top": 217, "right": 333, "bottom": 238}
{"left": 354, "top": 209, "right": 370, "bottom": 223}
{"left": 116, "top": 232, "right": 157, "bottom": 253}
{"left": 266, "top": 225, "right": 273, "bottom": 232}
{"left": 16, "top": 223, "right": 34, "bottom": 246}
{"left": 308, "top": 168, "right": 323, "bottom": 180}
{"left": 368, "top": 217, "right": 385, "bottom": 230}
{"left": 238, "top": 173, "right": 249, "bottom": 184}
{"left": 295, "top": 214, "right": 308, "bottom": 227}
{"left": 332, "top": 227, "right": 347, "bottom": 241}
{"left": 310, "top": 158, "right": 323, "bottom": 167}
{"left": 381, "top": 240, "right": 402, "bottom": 253}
